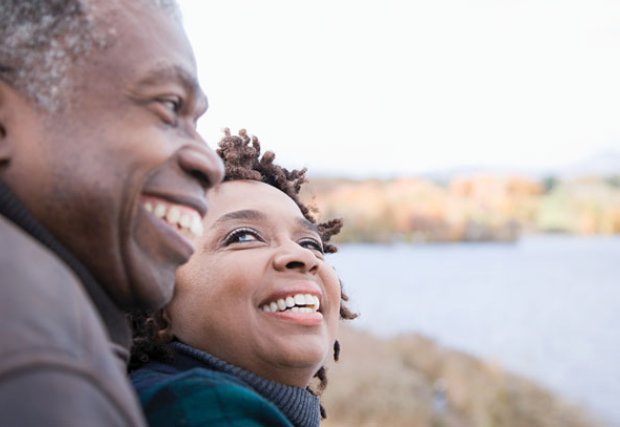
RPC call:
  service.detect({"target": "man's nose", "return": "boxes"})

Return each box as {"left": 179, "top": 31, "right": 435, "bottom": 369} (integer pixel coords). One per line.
{"left": 176, "top": 143, "right": 224, "bottom": 192}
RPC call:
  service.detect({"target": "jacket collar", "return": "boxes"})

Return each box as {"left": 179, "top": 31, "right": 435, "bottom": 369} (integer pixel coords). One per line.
{"left": 171, "top": 341, "right": 321, "bottom": 427}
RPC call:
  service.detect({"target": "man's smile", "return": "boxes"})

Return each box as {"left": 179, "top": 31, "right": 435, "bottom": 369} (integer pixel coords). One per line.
{"left": 142, "top": 195, "right": 204, "bottom": 241}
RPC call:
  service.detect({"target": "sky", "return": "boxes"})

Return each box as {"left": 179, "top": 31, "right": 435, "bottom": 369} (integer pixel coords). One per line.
{"left": 178, "top": 0, "right": 620, "bottom": 178}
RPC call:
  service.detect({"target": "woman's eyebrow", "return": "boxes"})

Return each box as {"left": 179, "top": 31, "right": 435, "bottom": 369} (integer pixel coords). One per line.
{"left": 214, "top": 209, "right": 267, "bottom": 226}
{"left": 213, "top": 210, "right": 318, "bottom": 234}
{"left": 297, "top": 218, "right": 320, "bottom": 234}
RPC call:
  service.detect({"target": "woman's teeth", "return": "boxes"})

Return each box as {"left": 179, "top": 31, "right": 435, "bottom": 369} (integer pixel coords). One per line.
{"left": 261, "top": 294, "right": 320, "bottom": 313}
{"left": 144, "top": 200, "right": 203, "bottom": 239}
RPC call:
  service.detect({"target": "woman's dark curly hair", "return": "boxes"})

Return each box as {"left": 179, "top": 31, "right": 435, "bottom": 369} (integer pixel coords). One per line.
{"left": 129, "top": 129, "right": 357, "bottom": 419}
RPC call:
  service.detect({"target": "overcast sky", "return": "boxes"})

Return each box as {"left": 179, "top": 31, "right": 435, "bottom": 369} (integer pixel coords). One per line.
{"left": 178, "top": 0, "right": 620, "bottom": 177}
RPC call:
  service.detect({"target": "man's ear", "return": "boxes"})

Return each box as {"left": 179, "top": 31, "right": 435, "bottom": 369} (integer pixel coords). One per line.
{"left": 0, "top": 81, "right": 14, "bottom": 164}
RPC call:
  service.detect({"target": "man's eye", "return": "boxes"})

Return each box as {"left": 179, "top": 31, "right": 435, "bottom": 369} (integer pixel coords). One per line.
{"left": 160, "top": 98, "right": 181, "bottom": 114}
{"left": 299, "top": 238, "right": 324, "bottom": 254}
{"left": 224, "top": 228, "right": 262, "bottom": 245}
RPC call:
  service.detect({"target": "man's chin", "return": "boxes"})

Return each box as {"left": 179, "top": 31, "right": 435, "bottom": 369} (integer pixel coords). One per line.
{"left": 124, "top": 264, "right": 176, "bottom": 312}
{"left": 123, "top": 233, "right": 187, "bottom": 311}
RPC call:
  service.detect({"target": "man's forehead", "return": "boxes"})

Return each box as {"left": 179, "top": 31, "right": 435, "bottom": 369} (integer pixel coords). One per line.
{"left": 87, "top": 0, "right": 180, "bottom": 19}
{"left": 89, "top": 0, "right": 182, "bottom": 44}
{"left": 86, "top": 0, "right": 196, "bottom": 85}
{"left": 45, "top": 0, "right": 193, "bottom": 117}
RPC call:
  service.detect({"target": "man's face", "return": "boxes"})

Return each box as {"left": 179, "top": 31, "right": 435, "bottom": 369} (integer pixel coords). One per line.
{"left": 0, "top": 2, "right": 224, "bottom": 310}
{"left": 168, "top": 181, "right": 342, "bottom": 387}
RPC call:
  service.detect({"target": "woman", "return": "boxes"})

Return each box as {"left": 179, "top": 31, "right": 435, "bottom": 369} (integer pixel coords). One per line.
{"left": 130, "top": 130, "right": 356, "bottom": 427}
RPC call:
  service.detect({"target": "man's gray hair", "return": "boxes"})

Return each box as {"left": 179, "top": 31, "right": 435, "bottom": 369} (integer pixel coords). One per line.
{"left": 0, "top": 0, "right": 180, "bottom": 111}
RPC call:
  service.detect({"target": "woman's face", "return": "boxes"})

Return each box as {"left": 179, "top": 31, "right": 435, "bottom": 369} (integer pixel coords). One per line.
{"left": 167, "top": 180, "right": 341, "bottom": 387}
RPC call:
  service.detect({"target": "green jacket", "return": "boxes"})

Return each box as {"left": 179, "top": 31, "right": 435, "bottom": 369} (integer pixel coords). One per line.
{"left": 131, "top": 342, "right": 320, "bottom": 427}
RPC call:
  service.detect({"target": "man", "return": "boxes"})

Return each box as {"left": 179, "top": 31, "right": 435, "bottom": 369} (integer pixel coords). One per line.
{"left": 0, "top": 0, "right": 224, "bottom": 425}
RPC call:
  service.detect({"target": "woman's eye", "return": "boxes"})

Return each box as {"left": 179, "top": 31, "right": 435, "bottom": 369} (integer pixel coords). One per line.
{"left": 224, "top": 228, "right": 262, "bottom": 246}
{"left": 300, "top": 238, "right": 324, "bottom": 254}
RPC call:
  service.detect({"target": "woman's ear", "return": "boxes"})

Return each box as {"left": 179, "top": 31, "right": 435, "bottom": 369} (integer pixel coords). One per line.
{"left": 154, "top": 310, "right": 175, "bottom": 343}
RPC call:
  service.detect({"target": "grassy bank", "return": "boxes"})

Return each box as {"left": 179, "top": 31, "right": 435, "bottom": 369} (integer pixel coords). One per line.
{"left": 321, "top": 326, "right": 601, "bottom": 427}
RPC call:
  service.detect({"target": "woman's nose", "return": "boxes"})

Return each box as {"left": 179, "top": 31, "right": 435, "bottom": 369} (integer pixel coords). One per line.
{"left": 272, "top": 241, "right": 320, "bottom": 274}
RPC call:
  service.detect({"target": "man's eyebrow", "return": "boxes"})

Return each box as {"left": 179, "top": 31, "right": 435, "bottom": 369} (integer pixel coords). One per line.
{"left": 297, "top": 217, "right": 320, "bottom": 235}
{"left": 214, "top": 209, "right": 267, "bottom": 226}
{"left": 136, "top": 64, "right": 208, "bottom": 111}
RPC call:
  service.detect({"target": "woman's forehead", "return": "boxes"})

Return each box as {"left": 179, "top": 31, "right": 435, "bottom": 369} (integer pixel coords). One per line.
{"left": 206, "top": 180, "right": 304, "bottom": 222}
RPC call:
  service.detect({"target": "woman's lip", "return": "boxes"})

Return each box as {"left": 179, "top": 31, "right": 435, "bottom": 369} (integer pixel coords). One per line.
{"left": 262, "top": 310, "right": 323, "bottom": 326}
{"left": 259, "top": 283, "right": 323, "bottom": 307}
{"left": 260, "top": 293, "right": 321, "bottom": 315}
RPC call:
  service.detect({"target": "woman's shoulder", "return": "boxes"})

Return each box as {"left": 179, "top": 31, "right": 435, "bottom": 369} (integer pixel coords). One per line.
{"left": 131, "top": 362, "right": 293, "bottom": 427}
{"left": 131, "top": 360, "right": 245, "bottom": 393}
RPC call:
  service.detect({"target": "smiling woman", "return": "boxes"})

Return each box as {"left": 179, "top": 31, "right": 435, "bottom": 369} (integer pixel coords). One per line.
{"left": 129, "top": 129, "right": 356, "bottom": 427}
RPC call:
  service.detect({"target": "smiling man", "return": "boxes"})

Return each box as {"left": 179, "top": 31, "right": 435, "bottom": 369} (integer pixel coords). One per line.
{"left": 0, "top": 0, "right": 223, "bottom": 425}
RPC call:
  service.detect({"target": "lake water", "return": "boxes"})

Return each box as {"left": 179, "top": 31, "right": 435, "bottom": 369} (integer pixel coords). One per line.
{"left": 330, "top": 236, "right": 620, "bottom": 427}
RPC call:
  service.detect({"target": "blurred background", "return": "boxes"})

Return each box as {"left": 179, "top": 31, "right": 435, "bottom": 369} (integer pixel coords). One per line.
{"left": 179, "top": 1, "right": 619, "bottom": 426}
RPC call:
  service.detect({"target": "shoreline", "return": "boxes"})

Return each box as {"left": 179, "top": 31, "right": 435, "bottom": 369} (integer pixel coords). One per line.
{"left": 322, "top": 326, "right": 603, "bottom": 427}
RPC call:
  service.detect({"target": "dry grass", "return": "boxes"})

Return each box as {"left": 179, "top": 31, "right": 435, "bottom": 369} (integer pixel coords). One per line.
{"left": 321, "top": 326, "right": 601, "bottom": 427}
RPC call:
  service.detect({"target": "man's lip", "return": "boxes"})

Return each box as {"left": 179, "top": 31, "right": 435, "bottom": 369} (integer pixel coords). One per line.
{"left": 141, "top": 194, "right": 205, "bottom": 242}
{"left": 141, "top": 206, "right": 196, "bottom": 261}
{"left": 141, "top": 191, "right": 208, "bottom": 218}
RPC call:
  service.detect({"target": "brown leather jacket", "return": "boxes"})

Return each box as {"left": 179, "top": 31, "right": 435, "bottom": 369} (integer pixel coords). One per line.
{"left": 0, "top": 186, "right": 146, "bottom": 426}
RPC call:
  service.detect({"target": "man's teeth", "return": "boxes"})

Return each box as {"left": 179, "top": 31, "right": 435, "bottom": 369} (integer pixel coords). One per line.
{"left": 261, "top": 294, "right": 320, "bottom": 313}
{"left": 144, "top": 201, "right": 203, "bottom": 239}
